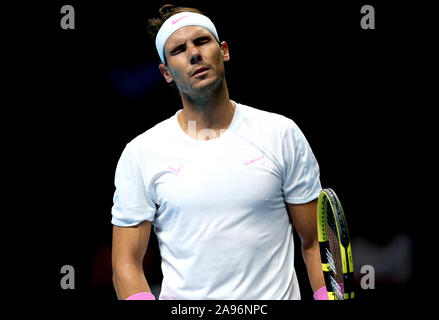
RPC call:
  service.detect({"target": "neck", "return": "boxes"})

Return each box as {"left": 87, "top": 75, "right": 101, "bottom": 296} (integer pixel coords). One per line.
{"left": 178, "top": 79, "right": 235, "bottom": 140}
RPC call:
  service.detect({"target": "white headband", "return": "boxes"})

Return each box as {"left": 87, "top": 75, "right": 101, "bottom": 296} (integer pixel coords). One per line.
{"left": 155, "top": 11, "right": 220, "bottom": 64}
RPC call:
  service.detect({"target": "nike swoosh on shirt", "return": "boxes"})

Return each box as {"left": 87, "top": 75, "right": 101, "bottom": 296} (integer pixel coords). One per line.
{"left": 169, "top": 164, "right": 184, "bottom": 174}
{"left": 243, "top": 155, "right": 265, "bottom": 166}
{"left": 171, "top": 16, "right": 188, "bottom": 25}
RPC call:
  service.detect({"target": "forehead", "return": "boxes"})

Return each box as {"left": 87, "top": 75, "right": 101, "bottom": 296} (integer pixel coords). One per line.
{"left": 164, "top": 26, "right": 214, "bottom": 48}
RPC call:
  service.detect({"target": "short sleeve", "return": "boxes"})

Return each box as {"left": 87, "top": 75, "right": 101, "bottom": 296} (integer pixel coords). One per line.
{"left": 111, "top": 143, "right": 156, "bottom": 226}
{"left": 281, "top": 121, "right": 322, "bottom": 204}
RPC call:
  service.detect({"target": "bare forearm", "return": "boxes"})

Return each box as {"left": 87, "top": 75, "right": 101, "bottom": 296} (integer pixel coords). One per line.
{"left": 302, "top": 241, "right": 325, "bottom": 292}
{"left": 113, "top": 263, "right": 151, "bottom": 300}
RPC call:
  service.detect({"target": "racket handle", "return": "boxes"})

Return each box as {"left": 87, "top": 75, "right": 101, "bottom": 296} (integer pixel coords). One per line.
{"left": 313, "top": 286, "right": 329, "bottom": 300}
{"left": 125, "top": 292, "right": 156, "bottom": 300}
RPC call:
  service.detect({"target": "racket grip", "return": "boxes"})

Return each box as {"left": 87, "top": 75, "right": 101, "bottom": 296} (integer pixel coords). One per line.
{"left": 313, "top": 286, "right": 329, "bottom": 300}
{"left": 125, "top": 292, "right": 156, "bottom": 300}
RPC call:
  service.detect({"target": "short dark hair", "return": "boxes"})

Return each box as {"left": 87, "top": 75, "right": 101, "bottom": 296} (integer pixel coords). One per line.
{"left": 146, "top": 4, "right": 205, "bottom": 40}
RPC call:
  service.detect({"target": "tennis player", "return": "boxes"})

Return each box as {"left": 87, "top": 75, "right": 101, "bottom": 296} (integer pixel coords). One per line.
{"left": 111, "top": 4, "right": 328, "bottom": 300}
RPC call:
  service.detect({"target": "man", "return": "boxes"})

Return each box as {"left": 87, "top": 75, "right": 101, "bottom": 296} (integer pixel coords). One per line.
{"left": 111, "top": 4, "right": 328, "bottom": 300}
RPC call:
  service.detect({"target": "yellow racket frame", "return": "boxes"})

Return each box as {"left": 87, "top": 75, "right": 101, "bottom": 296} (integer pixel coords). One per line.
{"left": 317, "top": 188, "right": 354, "bottom": 300}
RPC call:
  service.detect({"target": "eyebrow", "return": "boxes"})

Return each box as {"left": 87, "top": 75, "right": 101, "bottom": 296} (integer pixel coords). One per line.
{"left": 170, "top": 42, "right": 186, "bottom": 55}
{"left": 169, "top": 35, "right": 213, "bottom": 55}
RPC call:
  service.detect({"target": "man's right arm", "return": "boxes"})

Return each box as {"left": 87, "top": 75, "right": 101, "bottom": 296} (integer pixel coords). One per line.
{"left": 112, "top": 220, "right": 153, "bottom": 299}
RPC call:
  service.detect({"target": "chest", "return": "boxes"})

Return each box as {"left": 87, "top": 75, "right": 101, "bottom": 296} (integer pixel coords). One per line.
{"left": 152, "top": 140, "right": 284, "bottom": 214}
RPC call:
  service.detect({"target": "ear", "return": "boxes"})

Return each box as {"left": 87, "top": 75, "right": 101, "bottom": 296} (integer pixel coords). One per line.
{"left": 220, "top": 41, "right": 230, "bottom": 62}
{"left": 159, "top": 63, "right": 174, "bottom": 83}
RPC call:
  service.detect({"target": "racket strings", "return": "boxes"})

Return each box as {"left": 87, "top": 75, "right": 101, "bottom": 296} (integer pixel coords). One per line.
{"left": 327, "top": 207, "right": 344, "bottom": 299}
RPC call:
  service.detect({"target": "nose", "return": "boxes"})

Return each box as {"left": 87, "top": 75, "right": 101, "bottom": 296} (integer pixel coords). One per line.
{"left": 187, "top": 43, "right": 202, "bottom": 64}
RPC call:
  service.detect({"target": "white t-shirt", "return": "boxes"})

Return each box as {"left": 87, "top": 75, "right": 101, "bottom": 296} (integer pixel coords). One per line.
{"left": 111, "top": 102, "right": 322, "bottom": 300}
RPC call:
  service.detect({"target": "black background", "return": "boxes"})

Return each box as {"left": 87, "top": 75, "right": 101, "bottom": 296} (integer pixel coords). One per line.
{"left": 15, "top": 0, "right": 434, "bottom": 309}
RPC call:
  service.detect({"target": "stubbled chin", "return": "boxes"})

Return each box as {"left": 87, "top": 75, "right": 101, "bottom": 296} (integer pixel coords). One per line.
{"left": 191, "top": 74, "right": 222, "bottom": 91}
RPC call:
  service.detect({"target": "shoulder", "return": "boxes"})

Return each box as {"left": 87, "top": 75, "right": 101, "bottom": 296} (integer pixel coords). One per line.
{"left": 237, "top": 102, "right": 300, "bottom": 135}
{"left": 126, "top": 115, "right": 176, "bottom": 153}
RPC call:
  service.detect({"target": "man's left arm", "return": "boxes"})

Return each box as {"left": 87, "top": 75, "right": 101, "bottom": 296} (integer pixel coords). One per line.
{"left": 286, "top": 200, "right": 325, "bottom": 293}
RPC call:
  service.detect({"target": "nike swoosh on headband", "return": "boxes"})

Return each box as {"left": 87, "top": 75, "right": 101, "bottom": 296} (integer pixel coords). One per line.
{"left": 171, "top": 15, "right": 188, "bottom": 25}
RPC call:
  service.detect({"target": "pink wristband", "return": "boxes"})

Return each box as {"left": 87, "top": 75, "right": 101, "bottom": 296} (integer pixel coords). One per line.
{"left": 125, "top": 292, "right": 156, "bottom": 300}
{"left": 313, "top": 286, "right": 329, "bottom": 300}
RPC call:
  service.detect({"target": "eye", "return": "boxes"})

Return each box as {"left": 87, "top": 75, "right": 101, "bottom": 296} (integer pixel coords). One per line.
{"left": 194, "top": 37, "right": 211, "bottom": 45}
{"left": 170, "top": 44, "right": 186, "bottom": 55}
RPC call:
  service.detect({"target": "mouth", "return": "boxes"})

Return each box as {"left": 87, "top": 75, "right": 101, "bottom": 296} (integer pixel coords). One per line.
{"left": 191, "top": 66, "right": 210, "bottom": 77}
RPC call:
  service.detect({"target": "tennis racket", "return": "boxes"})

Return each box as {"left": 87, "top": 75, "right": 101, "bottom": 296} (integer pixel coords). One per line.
{"left": 317, "top": 188, "right": 354, "bottom": 300}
